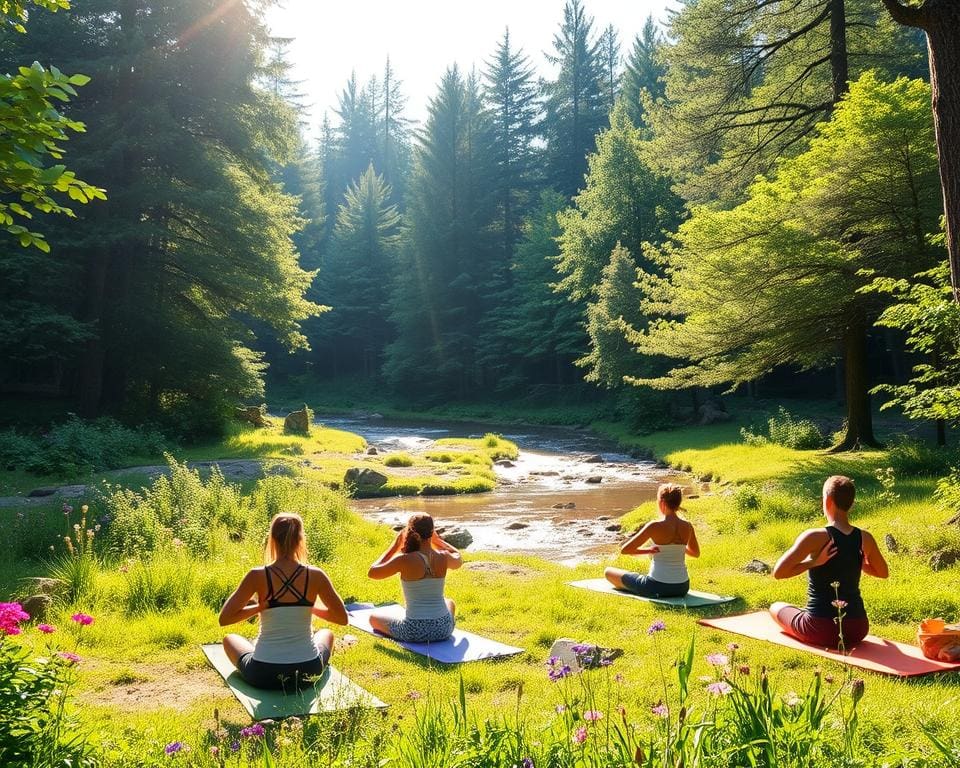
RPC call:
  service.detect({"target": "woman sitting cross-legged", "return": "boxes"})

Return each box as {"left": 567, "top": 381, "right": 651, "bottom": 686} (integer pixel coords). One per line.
{"left": 604, "top": 483, "right": 700, "bottom": 598}
{"left": 770, "top": 475, "right": 888, "bottom": 650}
{"left": 367, "top": 514, "right": 461, "bottom": 643}
{"left": 219, "top": 512, "right": 348, "bottom": 690}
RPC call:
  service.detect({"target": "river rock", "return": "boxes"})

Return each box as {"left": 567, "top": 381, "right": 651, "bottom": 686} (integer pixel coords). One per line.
{"left": 20, "top": 577, "right": 64, "bottom": 598}
{"left": 605, "top": 523, "right": 622, "bottom": 532}
{"left": 584, "top": 454, "right": 604, "bottom": 463}
{"left": 438, "top": 527, "right": 473, "bottom": 549}
{"left": 235, "top": 404, "right": 268, "bottom": 428}
{"left": 884, "top": 533, "right": 899, "bottom": 553}
{"left": 283, "top": 404, "right": 312, "bottom": 435}
{"left": 20, "top": 594, "right": 53, "bottom": 621}
{"left": 495, "top": 459, "right": 515, "bottom": 468}
{"left": 564, "top": 502, "right": 576, "bottom": 509}
{"left": 366, "top": 446, "right": 379, "bottom": 455}
{"left": 505, "top": 522, "right": 528, "bottom": 530}
{"left": 930, "top": 549, "right": 959, "bottom": 571}
{"left": 597, "top": 515, "right": 611, "bottom": 521}
{"left": 531, "top": 470, "right": 560, "bottom": 477}
{"left": 743, "top": 559, "right": 772, "bottom": 575}
{"left": 344, "top": 467, "right": 389, "bottom": 490}
{"left": 586, "top": 476, "right": 602, "bottom": 484}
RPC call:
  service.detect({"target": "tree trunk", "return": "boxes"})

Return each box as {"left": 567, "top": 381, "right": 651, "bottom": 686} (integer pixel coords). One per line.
{"left": 880, "top": 0, "right": 960, "bottom": 301}
{"left": 830, "top": 317, "right": 880, "bottom": 451}
{"left": 76, "top": 250, "right": 109, "bottom": 417}
{"left": 829, "top": 0, "right": 850, "bottom": 103}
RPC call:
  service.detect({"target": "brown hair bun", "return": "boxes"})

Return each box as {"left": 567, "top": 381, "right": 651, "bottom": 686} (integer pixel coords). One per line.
{"left": 657, "top": 483, "right": 683, "bottom": 511}
{"left": 402, "top": 514, "right": 434, "bottom": 553}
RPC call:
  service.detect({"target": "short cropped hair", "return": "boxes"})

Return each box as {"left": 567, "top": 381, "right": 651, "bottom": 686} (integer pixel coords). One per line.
{"left": 823, "top": 475, "right": 855, "bottom": 512}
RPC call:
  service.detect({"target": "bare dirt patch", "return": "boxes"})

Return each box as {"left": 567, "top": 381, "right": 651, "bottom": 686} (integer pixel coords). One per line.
{"left": 87, "top": 662, "right": 227, "bottom": 712}
{"left": 464, "top": 560, "right": 534, "bottom": 577}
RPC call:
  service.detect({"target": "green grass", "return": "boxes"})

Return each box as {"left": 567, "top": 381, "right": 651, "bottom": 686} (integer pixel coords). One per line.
{"left": 3, "top": 409, "right": 960, "bottom": 765}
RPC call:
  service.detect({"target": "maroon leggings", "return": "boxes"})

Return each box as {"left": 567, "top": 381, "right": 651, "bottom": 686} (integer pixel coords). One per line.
{"left": 776, "top": 605, "right": 869, "bottom": 650}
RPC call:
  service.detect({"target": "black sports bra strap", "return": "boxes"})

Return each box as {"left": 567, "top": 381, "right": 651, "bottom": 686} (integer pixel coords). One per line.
{"left": 264, "top": 566, "right": 276, "bottom": 601}
{"left": 270, "top": 564, "right": 308, "bottom": 603}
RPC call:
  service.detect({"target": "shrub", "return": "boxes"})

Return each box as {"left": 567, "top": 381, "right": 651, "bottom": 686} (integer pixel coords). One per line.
{"left": 383, "top": 453, "right": 414, "bottom": 467}
{"left": 888, "top": 437, "right": 960, "bottom": 477}
{"left": 732, "top": 484, "right": 762, "bottom": 513}
{"left": 122, "top": 553, "right": 196, "bottom": 615}
{"left": 741, "top": 408, "right": 825, "bottom": 450}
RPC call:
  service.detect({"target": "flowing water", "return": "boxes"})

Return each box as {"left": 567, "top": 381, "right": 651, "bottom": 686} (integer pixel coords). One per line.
{"left": 321, "top": 415, "right": 692, "bottom": 565}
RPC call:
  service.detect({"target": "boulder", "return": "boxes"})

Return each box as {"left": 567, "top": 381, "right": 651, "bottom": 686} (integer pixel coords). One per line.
{"left": 884, "top": 533, "right": 899, "bottom": 553}
{"left": 283, "top": 404, "right": 312, "bottom": 435}
{"left": 495, "top": 460, "right": 515, "bottom": 468}
{"left": 438, "top": 526, "right": 473, "bottom": 549}
{"left": 531, "top": 470, "right": 559, "bottom": 477}
{"left": 586, "top": 476, "right": 602, "bottom": 484}
{"left": 266, "top": 463, "right": 296, "bottom": 478}
{"left": 583, "top": 454, "right": 604, "bottom": 464}
{"left": 19, "top": 577, "right": 64, "bottom": 598}
{"left": 930, "top": 549, "right": 959, "bottom": 572}
{"left": 366, "top": 446, "right": 379, "bottom": 455}
{"left": 505, "top": 521, "right": 528, "bottom": 530}
{"left": 235, "top": 404, "right": 268, "bottom": 428}
{"left": 344, "top": 467, "right": 389, "bottom": 490}
{"left": 743, "top": 559, "right": 772, "bottom": 575}
{"left": 564, "top": 502, "right": 576, "bottom": 509}
{"left": 698, "top": 401, "right": 732, "bottom": 426}
{"left": 21, "top": 594, "right": 53, "bottom": 621}
{"left": 605, "top": 523, "right": 622, "bottom": 532}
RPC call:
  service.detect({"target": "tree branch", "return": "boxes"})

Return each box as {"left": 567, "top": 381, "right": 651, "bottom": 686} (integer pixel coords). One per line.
{"left": 878, "top": 0, "right": 927, "bottom": 29}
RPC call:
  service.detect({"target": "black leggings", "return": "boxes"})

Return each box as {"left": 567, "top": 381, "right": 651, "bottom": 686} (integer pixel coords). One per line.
{"left": 236, "top": 643, "right": 331, "bottom": 690}
{"left": 620, "top": 573, "right": 689, "bottom": 598}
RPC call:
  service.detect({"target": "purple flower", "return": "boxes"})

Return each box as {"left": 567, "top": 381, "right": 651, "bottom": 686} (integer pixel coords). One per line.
{"left": 548, "top": 664, "right": 572, "bottom": 681}
{"left": 229, "top": 741, "right": 240, "bottom": 753}
{"left": 583, "top": 710, "right": 602, "bottom": 721}
{"left": 555, "top": 704, "right": 567, "bottom": 714}
{"left": 651, "top": 702, "right": 669, "bottom": 718}
{"left": 570, "top": 643, "right": 594, "bottom": 654}
{"left": 71, "top": 613, "right": 94, "bottom": 626}
{"left": 572, "top": 725, "right": 588, "bottom": 744}
{"left": 522, "top": 759, "right": 534, "bottom": 768}
{"left": 647, "top": 619, "right": 666, "bottom": 635}
{"left": 706, "top": 653, "right": 729, "bottom": 667}
{"left": 164, "top": 742, "right": 185, "bottom": 756}
{"left": 58, "top": 651, "right": 81, "bottom": 664}
{"left": 240, "top": 723, "right": 265, "bottom": 739}
{"left": 706, "top": 681, "right": 732, "bottom": 696}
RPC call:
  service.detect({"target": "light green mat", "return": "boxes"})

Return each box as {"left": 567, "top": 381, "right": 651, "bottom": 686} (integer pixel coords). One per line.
{"left": 568, "top": 578, "right": 737, "bottom": 608}
{"left": 201, "top": 644, "right": 386, "bottom": 720}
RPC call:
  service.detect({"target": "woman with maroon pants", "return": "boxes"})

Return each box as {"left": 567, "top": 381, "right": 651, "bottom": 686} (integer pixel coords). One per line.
{"left": 770, "top": 475, "right": 888, "bottom": 650}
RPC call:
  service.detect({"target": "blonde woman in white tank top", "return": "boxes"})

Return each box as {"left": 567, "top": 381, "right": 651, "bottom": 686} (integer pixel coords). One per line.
{"left": 605, "top": 484, "right": 700, "bottom": 598}
{"left": 367, "top": 514, "right": 461, "bottom": 642}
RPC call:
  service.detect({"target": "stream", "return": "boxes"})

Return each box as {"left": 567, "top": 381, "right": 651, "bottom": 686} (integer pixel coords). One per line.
{"left": 319, "top": 414, "right": 692, "bottom": 566}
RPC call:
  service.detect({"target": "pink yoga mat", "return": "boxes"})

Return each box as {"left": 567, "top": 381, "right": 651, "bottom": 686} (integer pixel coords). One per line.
{"left": 699, "top": 612, "right": 960, "bottom": 678}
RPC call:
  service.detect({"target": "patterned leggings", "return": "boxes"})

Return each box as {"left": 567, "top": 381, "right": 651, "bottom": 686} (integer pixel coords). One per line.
{"left": 385, "top": 612, "right": 455, "bottom": 643}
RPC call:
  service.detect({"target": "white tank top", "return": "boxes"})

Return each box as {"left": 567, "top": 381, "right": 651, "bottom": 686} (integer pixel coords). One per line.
{"left": 400, "top": 552, "right": 449, "bottom": 620}
{"left": 648, "top": 544, "right": 689, "bottom": 584}
{"left": 252, "top": 606, "right": 318, "bottom": 663}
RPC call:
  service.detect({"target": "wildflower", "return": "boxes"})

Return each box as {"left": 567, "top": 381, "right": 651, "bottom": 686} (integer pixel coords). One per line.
{"left": 555, "top": 704, "right": 566, "bottom": 714}
{"left": 647, "top": 619, "right": 666, "bottom": 635}
{"left": 832, "top": 599, "right": 847, "bottom": 610}
{"left": 706, "top": 653, "right": 729, "bottom": 667}
{"left": 240, "top": 723, "right": 265, "bottom": 739}
{"left": 825, "top": 674, "right": 835, "bottom": 684}
{"left": 570, "top": 643, "right": 594, "bottom": 655}
{"left": 71, "top": 613, "right": 94, "bottom": 626}
{"left": 583, "top": 710, "right": 602, "bottom": 721}
{"left": 706, "top": 681, "right": 732, "bottom": 696}
{"left": 63, "top": 504, "right": 73, "bottom": 515}
{"left": 0, "top": 602, "right": 30, "bottom": 635}
{"left": 521, "top": 759, "right": 535, "bottom": 768}
{"left": 73, "top": 523, "right": 81, "bottom": 532}
{"left": 783, "top": 691, "right": 801, "bottom": 708}
{"left": 651, "top": 702, "right": 669, "bottom": 718}
{"left": 851, "top": 678, "right": 865, "bottom": 705}
{"left": 209, "top": 746, "right": 219, "bottom": 757}
{"left": 548, "top": 663, "right": 572, "bottom": 681}
{"left": 737, "top": 665, "right": 750, "bottom": 676}
{"left": 58, "top": 651, "right": 81, "bottom": 664}
{"left": 37, "top": 624, "right": 56, "bottom": 634}
{"left": 406, "top": 691, "right": 422, "bottom": 701}
{"left": 164, "top": 742, "right": 185, "bottom": 756}
{"left": 229, "top": 741, "right": 240, "bottom": 753}
{"left": 830, "top": 581, "right": 840, "bottom": 589}
{"left": 727, "top": 642, "right": 739, "bottom": 651}
{"left": 572, "top": 726, "right": 588, "bottom": 744}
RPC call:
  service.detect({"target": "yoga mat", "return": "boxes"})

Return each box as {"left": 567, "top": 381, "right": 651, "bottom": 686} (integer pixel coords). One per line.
{"left": 346, "top": 603, "right": 524, "bottom": 663}
{"left": 201, "top": 644, "right": 386, "bottom": 720}
{"left": 698, "top": 612, "right": 960, "bottom": 678}
{"left": 568, "top": 578, "right": 737, "bottom": 608}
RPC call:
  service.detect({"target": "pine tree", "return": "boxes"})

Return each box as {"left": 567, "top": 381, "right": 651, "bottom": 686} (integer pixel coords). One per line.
{"left": 598, "top": 24, "right": 621, "bottom": 114}
{"left": 3, "top": 0, "right": 319, "bottom": 426}
{"left": 385, "top": 67, "right": 498, "bottom": 398}
{"left": 621, "top": 17, "right": 666, "bottom": 128}
{"left": 638, "top": 74, "right": 942, "bottom": 450}
{"left": 541, "top": 0, "right": 606, "bottom": 197}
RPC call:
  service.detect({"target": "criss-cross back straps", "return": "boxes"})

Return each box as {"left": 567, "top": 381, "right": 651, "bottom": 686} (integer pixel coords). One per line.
{"left": 265, "top": 564, "right": 309, "bottom": 604}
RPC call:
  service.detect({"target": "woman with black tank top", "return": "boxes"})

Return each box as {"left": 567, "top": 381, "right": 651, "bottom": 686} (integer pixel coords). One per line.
{"left": 770, "top": 476, "right": 888, "bottom": 649}
{"left": 219, "top": 513, "right": 348, "bottom": 690}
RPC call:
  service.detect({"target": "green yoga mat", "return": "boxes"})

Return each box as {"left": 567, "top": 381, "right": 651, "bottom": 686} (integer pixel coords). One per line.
{"left": 201, "top": 644, "right": 386, "bottom": 720}
{"left": 568, "top": 578, "right": 737, "bottom": 608}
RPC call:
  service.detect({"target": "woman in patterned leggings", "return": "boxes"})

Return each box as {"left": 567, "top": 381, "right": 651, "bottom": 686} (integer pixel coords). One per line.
{"left": 367, "top": 514, "right": 461, "bottom": 643}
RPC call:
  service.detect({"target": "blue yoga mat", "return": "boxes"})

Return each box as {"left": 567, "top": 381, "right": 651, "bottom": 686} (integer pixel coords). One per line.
{"left": 568, "top": 578, "right": 737, "bottom": 607}
{"left": 347, "top": 602, "right": 524, "bottom": 663}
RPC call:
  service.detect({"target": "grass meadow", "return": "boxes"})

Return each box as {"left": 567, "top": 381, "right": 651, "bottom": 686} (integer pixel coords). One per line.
{"left": 2, "top": 411, "right": 959, "bottom": 765}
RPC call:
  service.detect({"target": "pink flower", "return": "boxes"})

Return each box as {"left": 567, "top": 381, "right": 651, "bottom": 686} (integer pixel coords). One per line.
{"left": 832, "top": 599, "right": 847, "bottom": 610}
{"left": 37, "top": 624, "right": 56, "bottom": 634}
{"left": 572, "top": 726, "right": 588, "bottom": 744}
{"left": 706, "top": 681, "right": 732, "bottom": 696}
{"left": 651, "top": 702, "right": 669, "bottom": 718}
{"left": 0, "top": 602, "right": 30, "bottom": 636}
{"left": 58, "top": 651, "right": 81, "bottom": 664}
{"left": 706, "top": 653, "right": 729, "bottom": 667}
{"left": 71, "top": 613, "right": 94, "bottom": 626}
{"left": 583, "top": 710, "right": 603, "bottom": 721}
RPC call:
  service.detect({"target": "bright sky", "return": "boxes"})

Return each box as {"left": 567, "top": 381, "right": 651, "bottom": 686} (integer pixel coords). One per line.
{"left": 265, "top": 0, "right": 674, "bottom": 136}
